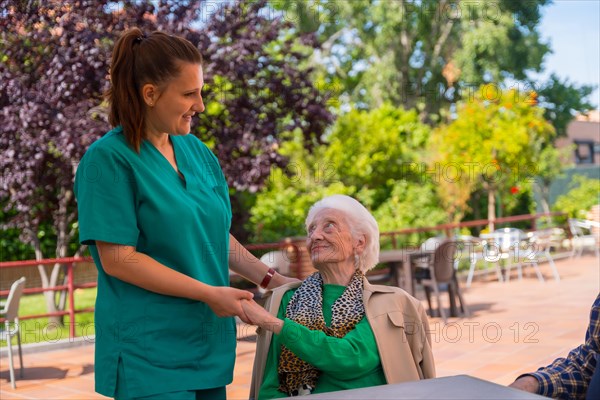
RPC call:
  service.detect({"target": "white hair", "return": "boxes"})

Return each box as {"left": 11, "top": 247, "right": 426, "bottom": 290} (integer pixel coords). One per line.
{"left": 305, "top": 194, "right": 380, "bottom": 272}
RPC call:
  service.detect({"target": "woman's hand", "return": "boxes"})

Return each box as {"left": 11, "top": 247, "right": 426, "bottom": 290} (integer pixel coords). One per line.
{"left": 205, "top": 286, "right": 254, "bottom": 323}
{"left": 241, "top": 299, "right": 284, "bottom": 334}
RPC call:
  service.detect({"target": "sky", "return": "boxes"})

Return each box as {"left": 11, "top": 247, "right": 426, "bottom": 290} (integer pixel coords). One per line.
{"left": 536, "top": 0, "right": 600, "bottom": 110}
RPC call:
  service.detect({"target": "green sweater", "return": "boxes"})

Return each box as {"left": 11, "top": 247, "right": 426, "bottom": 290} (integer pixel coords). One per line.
{"left": 258, "top": 284, "right": 387, "bottom": 399}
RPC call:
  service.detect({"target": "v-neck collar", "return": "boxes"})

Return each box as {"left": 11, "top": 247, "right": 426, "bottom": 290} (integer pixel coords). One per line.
{"left": 144, "top": 135, "right": 187, "bottom": 184}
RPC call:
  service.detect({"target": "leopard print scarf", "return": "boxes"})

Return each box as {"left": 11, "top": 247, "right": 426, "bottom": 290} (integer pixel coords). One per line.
{"left": 277, "top": 270, "right": 365, "bottom": 396}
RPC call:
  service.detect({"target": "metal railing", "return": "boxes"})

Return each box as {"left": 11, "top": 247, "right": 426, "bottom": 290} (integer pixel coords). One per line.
{"left": 0, "top": 257, "right": 95, "bottom": 339}
{"left": 380, "top": 212, "right": 566, "bottom": 249}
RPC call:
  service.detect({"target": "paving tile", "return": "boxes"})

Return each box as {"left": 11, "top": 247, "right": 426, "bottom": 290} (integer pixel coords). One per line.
{"left": 227, "top": 388, "right": 251, "bottom": 400}
{"left": 0, "top": 391, "right": 31, "bottom": 399}
{"left": 0, "top": 386, "right": 76, "bottom": 398}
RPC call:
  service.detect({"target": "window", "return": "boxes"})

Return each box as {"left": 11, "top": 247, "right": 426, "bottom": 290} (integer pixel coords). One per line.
{"left": 574, "top": 140, "right": 597, "bottom": 164}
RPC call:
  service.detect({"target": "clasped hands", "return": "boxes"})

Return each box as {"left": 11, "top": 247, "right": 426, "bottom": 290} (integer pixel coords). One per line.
{"left": 240, "top": 298, "right": 284, "bottom": 335}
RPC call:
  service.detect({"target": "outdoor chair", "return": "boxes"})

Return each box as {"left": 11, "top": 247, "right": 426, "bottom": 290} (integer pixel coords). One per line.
{"left": 525, "top": 229, "right": 561, "bottom": 282}
{"left": 568, "top": 218, "right": 600, "bottom": 258}
{"left": 366, "top": 261, "right": 397, "bottom": 286}
{"left": 420, "top": 236, "right": 446, "bottom": 252}
{"left": 412, "top": 236, "right": 447, "bottom": 279}
{"left": 0, "top": 276, "right": 26, "bottom": 389}
{"left": 484, "top": 228, "right": 544, "bottom": 282}
{"left": 415, "top": 240, "right": 470, "bottom": 324}
{"left": 462, "top": 235, "right": 504, "bottom": 287}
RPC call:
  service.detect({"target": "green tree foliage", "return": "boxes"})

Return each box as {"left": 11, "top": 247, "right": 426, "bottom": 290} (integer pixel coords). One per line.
{"left": 249, "top": 105, "right": 446, "bottom": 242}
{"left": 535, "top": 74, "right": 596, "bottom": 136}
{"left": 372, "top": 181, "right": 447, "bottom": 245}
{"left": 553, "top": 176, "right": 600, "bottom": 219}
{"left": 248, "top": 128, "right": 354, "bottom": 242}
{"left": 273, "top": 1, "right": 545, "bottom": 114}
{"left": 272, "top": 0, "right": 594, "bottom": 130}
{"left": 533, "top": 144, "right": 574, "bottom": 214}
{"left": 323, "top": 105, "right": 429, "bottom": 198}
{"left": 429, "top": 85, "right": 555, "bottom": 230}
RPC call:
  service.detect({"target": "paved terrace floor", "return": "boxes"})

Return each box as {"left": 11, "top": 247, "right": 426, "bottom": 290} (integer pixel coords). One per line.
{"left": 1, "top": 254, "right": 598, "bottom": 399}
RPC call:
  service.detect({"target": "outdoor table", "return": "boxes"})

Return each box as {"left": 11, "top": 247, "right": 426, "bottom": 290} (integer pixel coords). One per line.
{"left": 480, "top": 228, "right": 547, "bottom": 282}
{"left": 378, "top": 249, "right": 433, "bottom": 296}
{"left": 305, "top": 375, "right": 547, "bottom": 399}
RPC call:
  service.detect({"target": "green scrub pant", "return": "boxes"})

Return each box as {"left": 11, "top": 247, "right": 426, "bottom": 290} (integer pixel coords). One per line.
{"left": 115, "top": 359, "right": 226, "bottom": 400}
{"left": 118, "top": 387, "right": 226, "bottom": 400}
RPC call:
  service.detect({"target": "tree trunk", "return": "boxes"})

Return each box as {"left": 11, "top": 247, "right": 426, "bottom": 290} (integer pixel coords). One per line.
{"left": 51, "top": 188, "right": 73, "bottom": 326}
{"left": 488, "top": 188, "right": 496, "bottom": 232}
{"left": 31, "top": 235, "right": 62, "bottom": 326}
{"left": 538, "top": 183, "right": 551, "bottom": 214}
{"left": 46, "top": 262, "right": 65, "bottom": 326}
{"left": 56, "top": 243, "right": 69, "bottom": 313}
{"left": 30, "top": 188, "right": 74, "bottom": 327}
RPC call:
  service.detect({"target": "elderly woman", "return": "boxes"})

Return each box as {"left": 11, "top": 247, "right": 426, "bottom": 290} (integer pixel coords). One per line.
{"left": 243, "top": 195, "right": 435, "bottom": 399}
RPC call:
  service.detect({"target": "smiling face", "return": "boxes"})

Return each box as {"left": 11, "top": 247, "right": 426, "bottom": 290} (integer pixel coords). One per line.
{"left": 144, "top": 62, "right": 205, "bottom": 137}
{"left": 306, "top": 208, "right": 359, "bottom": 268}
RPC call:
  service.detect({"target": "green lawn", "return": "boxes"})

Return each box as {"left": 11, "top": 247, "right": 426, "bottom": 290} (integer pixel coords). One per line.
{"left": 2, "top": 287, "right": 97, "bottom": 346}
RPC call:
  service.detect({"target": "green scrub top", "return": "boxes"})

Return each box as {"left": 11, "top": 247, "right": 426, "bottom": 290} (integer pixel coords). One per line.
{"left": 74, "top": 126, "right": 234, "bottom": 398}
{"left": 259, "top": 285, "right": 387, "bottom": 399}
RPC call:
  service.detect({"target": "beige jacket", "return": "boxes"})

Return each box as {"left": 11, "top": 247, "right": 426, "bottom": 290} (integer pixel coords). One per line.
{"left": 249, "top": 277, "right": 436, "bottom": 399}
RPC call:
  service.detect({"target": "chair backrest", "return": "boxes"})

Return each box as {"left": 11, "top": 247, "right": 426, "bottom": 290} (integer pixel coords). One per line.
{"left": 493, "top": 228, "right": 524, "bottom": 250}
{"left": 569, "top": 218, "right": 582, "bottom": 237}
{"left": 259, "top": 250, "right": 291, "bottom": 275}
{"left": 569, "top": 218, "right": 592, "bottom": 237}
{"left": 527, "top": 228, "right": 555, "bottom": 242}
{"left": 432, "top": 241, "right": 459, "bottom": 283}
{"left": 420, "top": 236, "right": 445, "bottom": 252}
{"left": 2, "top": 277, "right": 26, "bottom": 321}
{"left": 458, "top": 235, "right": 482, "bottom": 244}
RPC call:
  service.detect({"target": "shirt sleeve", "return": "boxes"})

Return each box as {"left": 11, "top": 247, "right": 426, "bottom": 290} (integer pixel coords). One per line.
{"left": 74, "top": 144, "right": 139, "bottom": 246}
{"left": 277, "top": 317, "right": 381, "bottom": 380}
{"left": 526, "top": 294, "right": 600, "bottom": 399}
{"left": 258, "top": 290, "right": 383, "bottom": 399}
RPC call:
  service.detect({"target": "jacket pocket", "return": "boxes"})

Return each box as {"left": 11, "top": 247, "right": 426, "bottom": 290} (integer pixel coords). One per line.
{"left": 388, "top": 311, "right": 423, "bottom": 337}
{"left": 387, "top": 311, "right": 406, "bottom": 328}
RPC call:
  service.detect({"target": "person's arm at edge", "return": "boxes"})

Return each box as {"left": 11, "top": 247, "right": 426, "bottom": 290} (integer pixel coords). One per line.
{"left": 509, "top": 294, "right": 600, "bottom": 396}
{"left": 509, "top": 375, "right": 540, "bottom": 393}
{"left": 96, "top": 241, "right": 253, "bottom": 319}
{"left": 228, "top": 234, "right": 299, "bottom": 289}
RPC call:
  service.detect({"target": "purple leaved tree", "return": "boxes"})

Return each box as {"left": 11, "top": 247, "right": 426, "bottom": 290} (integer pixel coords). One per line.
{"left": 0, "top": 0, "right": 330, "bottom": 325}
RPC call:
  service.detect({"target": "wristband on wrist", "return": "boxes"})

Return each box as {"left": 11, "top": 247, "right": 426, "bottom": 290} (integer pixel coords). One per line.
{"left": 260, "top": 267, "right": 276, "bottom": 289}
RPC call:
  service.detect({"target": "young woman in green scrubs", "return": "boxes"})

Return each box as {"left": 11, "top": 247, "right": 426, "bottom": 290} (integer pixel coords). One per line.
{"left": 74, "top": 28, "right": 296, "bottom": 400}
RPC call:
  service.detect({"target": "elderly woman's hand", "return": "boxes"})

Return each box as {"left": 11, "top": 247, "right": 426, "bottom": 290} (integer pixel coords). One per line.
{"left": 241, "top": 299, "right": 284, "bottom": 334}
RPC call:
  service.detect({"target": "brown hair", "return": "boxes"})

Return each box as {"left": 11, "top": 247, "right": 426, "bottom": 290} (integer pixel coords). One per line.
{"left": 106, "top": 28, "right": 202, "bottom": 151}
